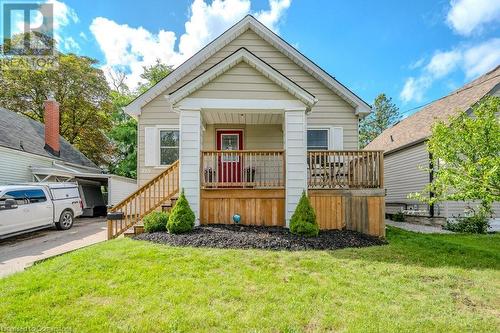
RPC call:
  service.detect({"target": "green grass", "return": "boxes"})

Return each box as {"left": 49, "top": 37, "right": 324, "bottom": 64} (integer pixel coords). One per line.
{"left": 0, "top": 227, "right": 499, "bottom": 332}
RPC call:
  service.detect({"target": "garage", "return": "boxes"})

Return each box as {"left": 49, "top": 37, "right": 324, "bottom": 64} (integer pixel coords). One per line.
{"left": 30, "top": 163, "right": 137, "bottom": 216}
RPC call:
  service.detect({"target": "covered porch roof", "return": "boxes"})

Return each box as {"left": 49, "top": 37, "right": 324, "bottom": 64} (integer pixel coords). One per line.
{"left": 168, "top": 48, "right": 318, "bottom": 113}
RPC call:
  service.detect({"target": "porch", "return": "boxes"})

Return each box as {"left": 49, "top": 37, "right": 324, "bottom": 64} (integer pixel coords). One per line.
{"left": 199, "top": 149, "right": 385, "bottom": 236}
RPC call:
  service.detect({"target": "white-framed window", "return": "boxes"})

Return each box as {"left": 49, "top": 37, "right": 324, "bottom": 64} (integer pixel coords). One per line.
{"left": 307, "top": 128, "right": 329, "bottom": 150}
{"left": 159, "top": 129, "right": 179, "bottom": 165}
{"left": 307, "top": 127, "right": 344, "bottom": 150}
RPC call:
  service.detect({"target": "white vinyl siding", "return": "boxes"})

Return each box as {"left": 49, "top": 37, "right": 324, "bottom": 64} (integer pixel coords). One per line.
{"left": 179, "top": 110, "right": 201, "bottom": 223}
{"left": 188, "top": 61, "right": 295, "bottom": 100}
{"left": 0, "top": 146, "right": 53, "bottom": 185}
{"left": 284, "top": 110, "right": 307, "bottom": 225}
{"left": 202, "top": 124, "right": 283, "bottom": 150}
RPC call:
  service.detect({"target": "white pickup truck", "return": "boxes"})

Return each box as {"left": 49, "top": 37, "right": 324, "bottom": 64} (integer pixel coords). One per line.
{"left": 0, "top": 183, "right": 83, "bottom": 239}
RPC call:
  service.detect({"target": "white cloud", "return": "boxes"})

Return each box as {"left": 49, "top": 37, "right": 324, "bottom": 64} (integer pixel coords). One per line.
{"left": 400, "top": 39, "right": 500, "bottom": 103}
{"left": 90, "top": 0, "right": 292, "bottom": 89}
{"left": 425, "top": 50, "right": 461, "bottom": 78}
{"left": 446, "top": 0, "right": 500, "bottom": 36}
{"left": 400, "top": 76, "right": 432, "bottom": 103}
{"left": 255, "top": 0, "right": 291, "bottom": 33}
{"left": 462, "top": 38, "right": 500, "bottom": 78}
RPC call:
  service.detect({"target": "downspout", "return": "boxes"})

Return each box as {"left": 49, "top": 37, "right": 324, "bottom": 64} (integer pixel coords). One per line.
{"left": 428, "top": 151, "right": 435, "bottom": 218}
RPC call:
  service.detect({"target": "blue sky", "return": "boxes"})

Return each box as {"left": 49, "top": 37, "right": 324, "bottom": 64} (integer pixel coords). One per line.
{"left": 8, "top": 0, "right": 500, "bottom": 116}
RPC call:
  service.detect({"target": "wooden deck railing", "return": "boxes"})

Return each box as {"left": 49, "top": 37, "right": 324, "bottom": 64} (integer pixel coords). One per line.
{"left": 201, "top": 150, "right": 285, "bottom": 189}
{"left": 308, "top": 150, "right": 384, "bottom": 189}
{"left": 107, "top": 160, "right": 179, "bottom": 239}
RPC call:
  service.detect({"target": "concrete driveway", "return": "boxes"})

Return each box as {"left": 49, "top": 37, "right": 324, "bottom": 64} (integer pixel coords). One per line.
{"left": 0, "top": 217, "right": 107, "bottom": 278}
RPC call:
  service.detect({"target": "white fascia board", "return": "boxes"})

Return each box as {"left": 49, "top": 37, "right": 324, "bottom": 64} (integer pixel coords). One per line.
{"left": 177, "top": 98, "right": 306, "bottom": 111}
{"left": 168, "top": 48, "right": 317, "bottom": 108}
{"left": 124, "top": 15, "right": 370, "bottom": 116}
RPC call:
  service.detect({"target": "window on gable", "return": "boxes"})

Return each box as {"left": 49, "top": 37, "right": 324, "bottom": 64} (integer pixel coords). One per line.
{"left": 307, "top": 129, "right": 329, "bottom": 150}
{"left": 159, "top": 130, "right": 179, "bottom": 165}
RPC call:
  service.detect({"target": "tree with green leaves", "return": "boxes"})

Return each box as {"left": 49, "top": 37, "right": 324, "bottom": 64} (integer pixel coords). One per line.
{"left": 137, "top": 59, "right": 172, "bottom": 94}
{"left": 412, "top": 96, "right": 500, "bottom": 223}
{"left": 0, "top": 33, "right": 114, "bottom": 165}
{"left": 106, "top": 59, "right": 171, "bottom": 178}
{"left": 359, "top": 93, "right": 400, "bottom": 148}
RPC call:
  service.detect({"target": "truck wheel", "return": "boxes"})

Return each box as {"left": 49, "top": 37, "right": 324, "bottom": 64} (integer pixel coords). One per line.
{"left": 56, "top": 210, "right": 74, "bottom": 230}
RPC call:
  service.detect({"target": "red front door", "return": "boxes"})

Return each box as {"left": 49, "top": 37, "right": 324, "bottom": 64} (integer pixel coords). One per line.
{"left": 216, "top": 130, "right": 243, "bottom": 184}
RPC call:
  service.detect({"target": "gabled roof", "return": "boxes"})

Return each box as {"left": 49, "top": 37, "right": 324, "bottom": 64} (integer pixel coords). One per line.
{"left": 124, "top": 15, "right": 371, "bottom": 116}
{"left": 0, "top": 107, "right": 99, "bottom": 169}
{"left": 168, "top": 47, "right": 318, "bottom": 109}
{"left": 366, "top": 65, "right": 500, "bottom": 154}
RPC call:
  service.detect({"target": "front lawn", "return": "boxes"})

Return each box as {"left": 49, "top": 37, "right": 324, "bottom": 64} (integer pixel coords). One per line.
{"left": 0, "top": 227, "right": 499, "bottom": 332}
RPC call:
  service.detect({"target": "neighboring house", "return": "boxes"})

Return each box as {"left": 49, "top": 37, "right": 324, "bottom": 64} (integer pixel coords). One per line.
{"left": 366, "top": 65, "right": 500, "bottom": 226}
{"left": 108, "top": 15, "right": 386, "bottom": 239}
{"left": 0, "top": 98, "right": 136, "bottom": 215}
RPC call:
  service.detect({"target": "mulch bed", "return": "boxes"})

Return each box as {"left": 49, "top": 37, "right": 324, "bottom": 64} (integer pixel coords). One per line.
{"left": 134, "top": 224, "right": 386, "bottom": 251}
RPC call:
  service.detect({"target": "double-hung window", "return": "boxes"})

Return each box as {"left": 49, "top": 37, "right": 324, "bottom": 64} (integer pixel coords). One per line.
{"left": 307, "top": 129, "right": 329, "bottom": 150}
{"left": 159, "top": 129, "right": 179, "bottom": 165}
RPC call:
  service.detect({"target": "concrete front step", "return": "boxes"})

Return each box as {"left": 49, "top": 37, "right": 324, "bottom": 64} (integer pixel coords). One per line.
{"left": 124, "top": 197, "right": 178, "bottom": 237}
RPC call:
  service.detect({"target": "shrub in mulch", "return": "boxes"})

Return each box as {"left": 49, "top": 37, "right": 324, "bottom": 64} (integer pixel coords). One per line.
{"left": 167, "top": 190, "right": 195, "bottom": 234}
{"left": 134, "top": 224, "right": 386, "bottom": 251}
{"left": 289, "top": 191, "right": 319, "bottom": 237}
{"left": 143, "top": 211, "right": 169, "bottom": 233}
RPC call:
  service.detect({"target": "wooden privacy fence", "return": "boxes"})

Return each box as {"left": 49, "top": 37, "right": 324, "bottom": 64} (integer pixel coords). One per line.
{"left": 201, "top": 150, "right": 285, "bottom": 189}
{"left": 308, "top": 150, "right": 384, "bottom": 189}
{"left": 107, "top": 161, "right": 179, "bottom": 239}
{"left": 309, "top": 189, "right": 385, "bottom": 237}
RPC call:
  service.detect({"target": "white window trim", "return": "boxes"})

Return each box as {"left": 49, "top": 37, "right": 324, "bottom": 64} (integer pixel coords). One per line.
{"left": 307, "top": 127, "right": 332, "bottom": 150}
{"left": 157, "top": 126, "right": 179, "bottom": 167}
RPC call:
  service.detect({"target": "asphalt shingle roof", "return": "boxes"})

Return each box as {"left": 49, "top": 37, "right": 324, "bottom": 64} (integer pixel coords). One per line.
{"left": 0, "top": 107, "right": 98, "bottom": 169}
{"left": 366, "top": 65, "right": 500, "bottom": 153}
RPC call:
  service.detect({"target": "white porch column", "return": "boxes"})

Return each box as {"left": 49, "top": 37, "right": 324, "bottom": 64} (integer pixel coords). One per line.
{"left": 179, "top": 109, "right": 201, "bottom": 225}
{"left": 284, "top": 108, "right": 308, "bottom": 227}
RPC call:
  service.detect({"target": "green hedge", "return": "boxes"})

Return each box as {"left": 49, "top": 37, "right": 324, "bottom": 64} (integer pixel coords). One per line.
{"left": 143, "top": 211, "right": 169, "bottom": 233}
{"left": 167, "top": 190, "right": 195, "bottom": 234}
{"left": 290, "top": 191, "right": 319, "bottom": 237}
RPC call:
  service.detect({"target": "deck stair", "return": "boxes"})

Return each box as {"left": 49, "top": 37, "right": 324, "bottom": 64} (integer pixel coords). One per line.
{"left": 107, "top": 161, "right": 179, "bottom": 239}
{"left": 123, "top": 196, "right": 178, "bottom": 237}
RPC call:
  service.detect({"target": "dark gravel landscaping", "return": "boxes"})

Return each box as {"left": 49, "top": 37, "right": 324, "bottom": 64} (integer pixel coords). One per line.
{"left": 134, "top": 224, "right": 386, "bottom": 250}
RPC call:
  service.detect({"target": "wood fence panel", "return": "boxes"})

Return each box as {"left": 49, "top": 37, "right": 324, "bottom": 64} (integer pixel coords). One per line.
{"left": 309, "top": 189, "right": 385, "bottom": 237}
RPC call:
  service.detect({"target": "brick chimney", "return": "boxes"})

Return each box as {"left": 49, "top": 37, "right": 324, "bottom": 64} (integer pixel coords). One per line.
{"left": 44, "top": 94, "right": 60, "bottom": 157}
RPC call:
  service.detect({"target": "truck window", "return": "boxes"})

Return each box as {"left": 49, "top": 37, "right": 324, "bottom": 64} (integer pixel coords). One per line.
{"left": 0, "top": 190, "right": 29, "bottom": 205}
{"left": 25, "top": 189, "right": 47, "bottom": 203}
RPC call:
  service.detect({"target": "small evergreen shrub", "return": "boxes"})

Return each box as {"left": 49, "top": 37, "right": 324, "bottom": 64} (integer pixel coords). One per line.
{"left": 167, "top": 190, "right": 195, "bottom": 234}
{"left": 290, "top": 191, "right": 319, "bottom": 237}
{"left": 445, "top": 209, "right": 490, "bottom": 234}
{"left": 392, "top": 211, "right": 405, "bottom": 222}
{"left": 143, "top": 211, "right": 169, "bottom": 233}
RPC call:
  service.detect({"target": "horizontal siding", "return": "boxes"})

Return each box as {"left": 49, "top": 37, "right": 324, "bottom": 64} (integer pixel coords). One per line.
{"left": 165, "top": 29, "right": 358, "bottom": 149}
{"left": 0, "top": 146, "right": 53, "bottom": 185}
{"left": 384, "top": 142, "right": 429, "bottom": 204}
{"left": 138, "top": 29, "right": 360, "bottom": 185}
{"left": 439, "top": 201, "right": 500, "bottom": 220}
{"left": 202, "top": 124, "right": 283, "bottom": 150}
{"left": 189, "top": 62, "right": 294, "bottom": 100}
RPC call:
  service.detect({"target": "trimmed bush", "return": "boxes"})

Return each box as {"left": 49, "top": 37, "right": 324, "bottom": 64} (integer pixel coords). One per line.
{"left": 290, "top": 191, "right": 319, "bottom": 237}
{"left": 143, "top": 211, "right": 169, "bottom": 233}
{"left": 167, "top": 190, "right": 195, "bottom": 234}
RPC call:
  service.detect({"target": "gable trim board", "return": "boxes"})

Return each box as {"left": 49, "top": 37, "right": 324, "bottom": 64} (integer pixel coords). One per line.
{"left": 169, "top": 48, "right": 317, "bottom": 110}
{"left": 124, "top": 15, "right": 370, "bottom": 117}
